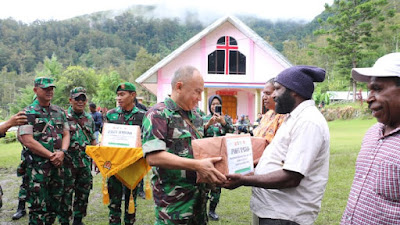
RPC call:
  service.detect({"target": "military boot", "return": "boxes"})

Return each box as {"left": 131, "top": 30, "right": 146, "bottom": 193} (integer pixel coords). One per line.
{"left": 12, "top": 199, "right": 27, "bottom": 220}
{"left": 208, "top": 202, "right": 219, "bottom": 221}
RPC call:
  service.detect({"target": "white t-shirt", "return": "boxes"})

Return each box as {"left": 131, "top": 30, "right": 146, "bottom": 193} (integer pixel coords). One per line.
{"left": 250, "top": 100, "right": 330, "bottom": 225}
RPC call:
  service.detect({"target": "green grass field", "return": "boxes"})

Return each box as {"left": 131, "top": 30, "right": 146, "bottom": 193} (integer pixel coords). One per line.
{"left": 0, "top": 118, "right": 377, "bottom": 224}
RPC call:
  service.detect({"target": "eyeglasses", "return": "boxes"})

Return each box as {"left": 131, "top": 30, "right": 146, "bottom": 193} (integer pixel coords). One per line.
{"left": 74, "top": 95, "right": 87, "bottom": 102}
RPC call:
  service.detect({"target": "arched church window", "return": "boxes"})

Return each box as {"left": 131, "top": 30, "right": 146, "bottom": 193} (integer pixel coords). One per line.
{"left": 208, "top": 36, "right": 246, "bottom": 75}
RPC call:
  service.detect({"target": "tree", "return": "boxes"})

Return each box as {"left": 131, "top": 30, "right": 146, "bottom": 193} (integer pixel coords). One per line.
{"left": 92, "top": 71, "right": 122, "bottom": 109}
{"left": 316, "top": 0, "right": 388, "bottom": 101}
{"left": 52, "top": 66, "right": 98, "bottom": 108}
{"left": 132, "top": 47, "right": 160, "bottom": 106}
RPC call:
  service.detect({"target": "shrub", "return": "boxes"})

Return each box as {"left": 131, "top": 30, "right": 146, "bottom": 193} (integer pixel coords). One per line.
{"left": 0, "top": 132, "right": 18, "bottom": 144}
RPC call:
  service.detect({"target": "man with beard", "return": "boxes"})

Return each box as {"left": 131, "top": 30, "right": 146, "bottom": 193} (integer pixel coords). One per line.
{"left": 224, "top": 66, "right": 330, "bottom": 225}
{"left": 341, "top": 53, "right": 400, "bottom": 224}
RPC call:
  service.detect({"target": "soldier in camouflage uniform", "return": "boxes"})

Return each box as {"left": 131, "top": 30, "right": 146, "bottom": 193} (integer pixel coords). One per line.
{"left": 106, "top": 82, "right": 145, "bottom": 225}
{"left": 142, "top": 66, "right": 226, "bottom": 225}
{"left": 0, "top": 111, "right": 28, "bottom": 210}
{"left": 203, "top": 95, "right": 234, "bottom": 221}
{"left": 58, "top": 87, "right": 97, "bottom": 225}
{"left": 18, "top": 77, "right": 70, "bottom": 225}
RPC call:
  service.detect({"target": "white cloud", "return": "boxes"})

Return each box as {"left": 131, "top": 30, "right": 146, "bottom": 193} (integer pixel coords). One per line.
{"left": 0, "top": 0, "right": 333, "bottom": 23}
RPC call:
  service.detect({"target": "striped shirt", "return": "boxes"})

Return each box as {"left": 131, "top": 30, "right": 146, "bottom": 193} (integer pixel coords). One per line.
{"left": 341, "top": 123, "right": 400, "bottom": 224}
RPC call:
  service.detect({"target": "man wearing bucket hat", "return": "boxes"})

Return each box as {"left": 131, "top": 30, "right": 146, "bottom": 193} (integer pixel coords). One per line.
{"left": 224, "top": 66, "right": 330, "bottom": 225}
{"left": 341, "top": 53, "right": 400, "bottom": 225}
{"left": 18, "top": 77, "right": 70, "bottom": 224}
{"left": 105, "top": 82, "right": 146, "bottom": 225}
{"left": 58, "top": 87, "right": 96, "bottom": 225}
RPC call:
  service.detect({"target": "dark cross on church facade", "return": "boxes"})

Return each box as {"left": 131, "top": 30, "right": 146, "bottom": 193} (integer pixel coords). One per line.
{"left": 216, "top": 36, "right": 238, "bottom": 75}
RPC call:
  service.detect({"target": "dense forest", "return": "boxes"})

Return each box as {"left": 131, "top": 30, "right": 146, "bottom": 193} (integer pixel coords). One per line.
{"left": 0, "top": 0, "right": 399, "bottom": 118}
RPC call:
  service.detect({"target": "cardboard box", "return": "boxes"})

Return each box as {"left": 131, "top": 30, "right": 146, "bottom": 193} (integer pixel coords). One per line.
{"left": 192, "top": 134, "right": 267, "bottom": 182}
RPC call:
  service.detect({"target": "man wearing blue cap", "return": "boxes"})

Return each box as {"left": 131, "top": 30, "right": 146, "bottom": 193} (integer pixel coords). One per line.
{"left": 224, "top": 66, "right": 330, "bottom": 225}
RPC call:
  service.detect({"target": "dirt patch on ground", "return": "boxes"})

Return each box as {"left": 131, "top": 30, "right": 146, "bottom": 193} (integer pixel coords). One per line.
{"left": 0, "top": 168, "right": 26, "bottom": 224}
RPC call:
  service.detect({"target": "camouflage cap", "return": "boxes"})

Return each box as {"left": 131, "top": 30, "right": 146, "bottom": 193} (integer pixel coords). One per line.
{"left": 116, "top": 82, "right": 136, "bottom": 93}
{"left": 70, "top": 87, "right": 87, "bottom": 98}
{"left": 34, "top": 77, "right": 56, "bottom": 88}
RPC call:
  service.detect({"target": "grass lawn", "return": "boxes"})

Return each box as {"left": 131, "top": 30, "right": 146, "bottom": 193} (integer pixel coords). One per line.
{"left": 0, "top": 118, "right": 376, "bottom": 224}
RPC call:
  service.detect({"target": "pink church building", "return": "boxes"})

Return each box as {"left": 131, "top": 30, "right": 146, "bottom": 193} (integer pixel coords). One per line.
{"left": 136, "top": 16, "right": 291, "bottom": 122}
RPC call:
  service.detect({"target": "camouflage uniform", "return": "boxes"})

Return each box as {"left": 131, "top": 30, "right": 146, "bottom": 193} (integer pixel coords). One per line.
{"left": 18, "top": 77, "right": 69, "bottom": 225}
{"left": 14, "top": 99, "right": 39, "bottom": 217}
{"left": 106, "top": 103, "right": 145, "bottom": 225}
{"left": 58, "top": 100, "right": 96, "bottom": 224}
{"left": 142, "top": 97, "right": 208, "bottom": 225}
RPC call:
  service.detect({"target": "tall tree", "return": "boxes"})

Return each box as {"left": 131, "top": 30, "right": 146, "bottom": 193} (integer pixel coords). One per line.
{"left": 52, "top": 66, "right": 98, "bottom": 108}
{"left": 316, "top": 0, "right": 388, "bottom": 101}
{"left": 92, "top": 71, "right": 122, "bottom": 109}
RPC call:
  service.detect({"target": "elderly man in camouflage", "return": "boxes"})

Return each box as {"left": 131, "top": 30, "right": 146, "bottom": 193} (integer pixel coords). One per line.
{"left": 18, "top": 77, "right": 70, "bottom": 225}
{"left": 142, "top": 65, "right": 226, "bottom": 225}
{"left": 58, "top": 87, "right": 97, "bottom": 225}
{"left": 106, "top": 82, "right": 146, "bottom": 225}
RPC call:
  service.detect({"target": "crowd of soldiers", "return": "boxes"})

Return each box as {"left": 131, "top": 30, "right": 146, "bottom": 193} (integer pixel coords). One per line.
{"left": 1, "top": 77, "right": 147, "bottom": 225}
{"left": 3, "top": 64, "right": 331, "bottom": 225}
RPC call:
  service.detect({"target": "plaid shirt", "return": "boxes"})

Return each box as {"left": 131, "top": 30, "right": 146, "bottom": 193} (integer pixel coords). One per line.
{"left": 341, "top": 123, "right": 400, "bottom": 224}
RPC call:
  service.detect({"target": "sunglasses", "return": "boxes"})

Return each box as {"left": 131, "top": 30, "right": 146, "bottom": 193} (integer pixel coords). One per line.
{"left": 74, "top": 95, "right": 87, "bottom": 102}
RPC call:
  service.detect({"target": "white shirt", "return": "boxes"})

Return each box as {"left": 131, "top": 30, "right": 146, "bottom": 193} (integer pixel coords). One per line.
{"left": 250, "top": 100, "right": 330, "bottom": 225}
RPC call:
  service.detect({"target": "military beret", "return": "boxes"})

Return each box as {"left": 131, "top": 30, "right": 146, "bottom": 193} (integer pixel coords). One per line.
{"left": 116, "top": 82, "right": 136, "bottom": 93}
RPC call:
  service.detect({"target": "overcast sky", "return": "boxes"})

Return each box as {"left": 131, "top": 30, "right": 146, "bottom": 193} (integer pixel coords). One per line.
{"left": 0, "top": 0, "right": 334, "bottom": 23}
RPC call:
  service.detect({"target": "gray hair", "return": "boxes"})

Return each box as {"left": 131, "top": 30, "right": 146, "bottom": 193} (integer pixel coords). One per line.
{"left": 266, "top": 78, "right": 275, "bottom": 85}
{"left": 171, "top": 66, "right": 198, "bottom": 90}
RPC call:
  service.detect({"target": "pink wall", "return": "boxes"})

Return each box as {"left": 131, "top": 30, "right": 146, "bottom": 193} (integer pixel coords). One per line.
{"left": 153, "top": 19, "right": 287, "bottom": 121}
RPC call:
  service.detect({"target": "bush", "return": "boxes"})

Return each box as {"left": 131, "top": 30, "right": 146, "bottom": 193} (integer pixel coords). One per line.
{"left": 0, "top": 132, "right": 18, "bottom": 144}
{"left": 321, "top": 104, "right": 372, "bottom": 121}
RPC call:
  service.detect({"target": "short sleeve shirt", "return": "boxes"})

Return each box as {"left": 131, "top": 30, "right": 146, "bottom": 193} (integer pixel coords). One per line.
{"left": 253, "top": 110, "right": 286, "bottom": 143}
{"left": 106, "top": 106, "right": 145, "bottom": 126}
{"left": 142, "top": 97, "right": 204, "bottom": 186}
{"left": 341, "top": 124, "right": 400, "bottom": 224}
{"left": 19, "top": 102, "right": 69, "bottom": 162}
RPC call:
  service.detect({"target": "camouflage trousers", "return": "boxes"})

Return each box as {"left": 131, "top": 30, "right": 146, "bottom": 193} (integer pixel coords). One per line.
{"left": 26, "top": 162, "right": 64, "bottom": 225}
{"left": 108, "top": 175, "right": 138, "bottom": 225}
{"left": 58, "top": 165, "right": 92, "bottom": 224}
{"left": 17, "top": 150, "right": 29, "bottom": 201}
{"left": 17, "top": 174, "right": 29, "bottom": 201}
{"left": 208, "top": 187, "right": 221, "bottom": 208}
{"left": 153, "top": 183, "right": 208, "bottom": 225}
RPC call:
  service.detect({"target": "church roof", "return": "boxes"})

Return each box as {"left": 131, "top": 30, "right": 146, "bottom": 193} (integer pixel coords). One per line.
{"left": 136, "top": 15, "right": 291, "bottom": 84}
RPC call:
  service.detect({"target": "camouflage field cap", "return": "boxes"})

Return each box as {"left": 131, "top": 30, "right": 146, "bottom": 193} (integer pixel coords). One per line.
{"left": 70, "top": 87, "right": 87, "bottom": 98}
{"left": 34, "top": 77, "right": 56, "bottom": 88}
{"left": 116, "top": 82, "right": 136, "bottom": 93}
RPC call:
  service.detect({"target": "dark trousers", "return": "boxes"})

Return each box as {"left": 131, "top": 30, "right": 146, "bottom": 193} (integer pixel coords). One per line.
{"left": 259, "top": 218, "right": 300, "bottom": 225}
